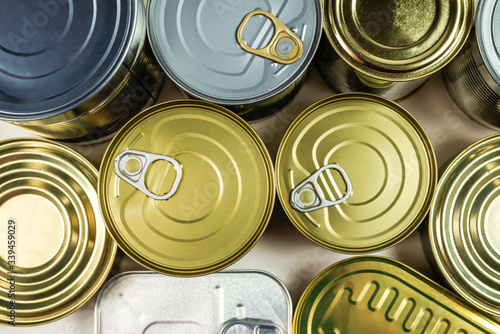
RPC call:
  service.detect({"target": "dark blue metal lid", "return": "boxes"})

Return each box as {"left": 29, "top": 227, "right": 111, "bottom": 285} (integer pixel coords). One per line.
{"left": 0, "top": 0, "right": 138, "bottom": 121}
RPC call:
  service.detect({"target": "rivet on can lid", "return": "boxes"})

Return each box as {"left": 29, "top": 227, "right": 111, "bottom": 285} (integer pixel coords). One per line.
{"left": 237, "top": 10, "right": 304, "bottom": 65}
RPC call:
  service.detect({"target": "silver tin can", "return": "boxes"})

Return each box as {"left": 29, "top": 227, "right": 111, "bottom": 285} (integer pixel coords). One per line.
{"left": 147, "top": 0, "right": 322, "bottom": 121}
{"left": 0, "top": 0, "right": 164, "bottom": 143}
{"left": 96, "top": 271, "right": 292, "bottom": 333}
{"left": 318, "top": 0, "right": 473, "bottom": 101}
{"left": 444, "top": 0, "right": 500, "bottom": 130}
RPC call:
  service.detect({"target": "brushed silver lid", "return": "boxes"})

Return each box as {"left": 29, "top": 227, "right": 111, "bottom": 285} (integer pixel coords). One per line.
{"left": 96, "top": 271, "right": 292, "bottom": 333}
{"left": 147, "top": 0, "right": 322, "bottom": 105}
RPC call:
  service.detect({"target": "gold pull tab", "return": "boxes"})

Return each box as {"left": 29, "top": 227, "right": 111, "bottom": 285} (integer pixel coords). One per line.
{"left": 236, "top": 10, "right": 303, "bottom": 65}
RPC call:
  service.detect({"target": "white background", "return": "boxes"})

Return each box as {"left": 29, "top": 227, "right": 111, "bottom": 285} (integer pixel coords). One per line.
{"left": 0, "top": 62, "right": 496, "bottom": 333}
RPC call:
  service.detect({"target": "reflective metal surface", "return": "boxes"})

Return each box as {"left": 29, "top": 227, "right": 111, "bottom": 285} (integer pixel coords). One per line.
{"left": 294, "top": 256, "right": 500, "bottom": 334}
{"left": 444, "top": 0, "right": 500, "bottom": 130}
{"left": 276, "top": 93, "right": 437, "bottom": 253}
{"left": 147, "top": 0, "right": 322, "bottom": 120}
{"left": 0, "top": 0, "right": 163, "bottom": 142}
{"left": 96, "top": 270, "right": 291, "bottom": 334}
{"left": 428, "top": 134, "right": 500, "bottom": 317}
{"left": 319, "top": 0, "right": 473, "bottom": 100}
{"left": 99, "top": 100, "right": 275, "bottom": 277}
{"left": 0, "top": 138, "right": 116, "bottom": 325}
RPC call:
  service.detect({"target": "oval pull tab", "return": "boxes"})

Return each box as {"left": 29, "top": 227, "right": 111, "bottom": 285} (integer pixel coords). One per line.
{"left": 114, "top": 149, "right": 182, "bottom": 200}
{"left": 290, "top": 164, "right": 352, "bottom": 213}
{"left": 236, "top": 10, "right": 303, "bottom": 65}
{"left": 220, "top": 318, "right": 283, "bottom": 334}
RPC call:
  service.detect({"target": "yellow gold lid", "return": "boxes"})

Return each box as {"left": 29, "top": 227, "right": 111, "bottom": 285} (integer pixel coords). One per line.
{"left": 0, "top": 138, "right": 116, "bottom": 326}
{"left": 294, "top": 257, "right": 500, "bottom": 333}
{"left": 276, "top": 93, "right": 437, "bottom": 253}
{"left": 323, "top": 0, "right": 473, "bottom": 81}
{"left": 99, "top": 100, "right": 275, "bottom": 277}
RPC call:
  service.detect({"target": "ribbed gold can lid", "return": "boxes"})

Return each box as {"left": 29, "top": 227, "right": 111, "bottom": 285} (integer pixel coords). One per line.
{"left": 99, "top": 100, "right": 275, "bottom": 277}
{"left": 276, "top": 93, "right": 437, "bottom": 253}
{"left": 429, "top": 134, "right": 500, "bottom": 317}
{"left": 0, "top": 138, "right": 116, "bottom": 326}
{"left": 294, "top": 257, "right": 500, "bottom": 334}
{"left": 323, "top": 0, "right": 473, "bottom": 81}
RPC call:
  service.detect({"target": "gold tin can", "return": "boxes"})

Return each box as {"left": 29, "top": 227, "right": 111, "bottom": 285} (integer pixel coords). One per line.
{"left": 99, "top": 100, "right": 275, "bottom": 277}
{"left": 276, "top": 93, "right": 437, "bottom": 253}
{"left": 317, "top": 0, "right": 473, "bottom": 100}
{"left": 0, "top": 138, "right": 116, "bottom": 326}
{"left": 294, "top": 256, "right": 500, "bottom": 334}
{"left": 427, "top": 134, "right": 500, "bottom": 317}
{"left": 0, "top": 0, "right": 163, "bottom": 143}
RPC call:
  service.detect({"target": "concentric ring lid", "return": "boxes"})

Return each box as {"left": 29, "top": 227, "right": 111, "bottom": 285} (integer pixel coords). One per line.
{"left": 294, "top": 257, "right": 500, "bottom": 334}
{"left": 147, "top": 0, "right": 322, "bottom": 105}
{"left": 0, "top": 138, "right": 116, "bottom": 325}
{"left": 0, "top": 0, "right": 139, "bottom": 121}
{"left": 99, "top": 100, "right": 275, "bottom": 277}
{"left": 429, "top": 134, "right": 500, "bottom": 317}
{"left": 477, "top": 0, "right": 500, "bottom": 86}
{"left": 323, "top": 0, "right": 473, "bottom": 81}
{"left": 276, "top": 93, "right": 437, "bottom": 253}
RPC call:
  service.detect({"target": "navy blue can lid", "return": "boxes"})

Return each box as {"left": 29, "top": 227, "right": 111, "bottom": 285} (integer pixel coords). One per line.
{"left": 0, "top": 0, "right": 138, "bottom": 121}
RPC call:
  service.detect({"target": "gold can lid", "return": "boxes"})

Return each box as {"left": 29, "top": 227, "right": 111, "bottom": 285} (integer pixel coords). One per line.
{"left": 294, "top": 256, "right": 500, "bottom": 334}
{"left": 323, "top": 0, "right": 473, "bottom": 81}
{"left": 429, "top": 134, "right": 500, "bottom": 317}
{"left": 276, "top": 93, "right": 437, "bottom": 253}
{"left": 0, "top": 138, "right": 116, "bottom": 326}
{"left": 99, "top": 100, "right": 275, "bottom": 277}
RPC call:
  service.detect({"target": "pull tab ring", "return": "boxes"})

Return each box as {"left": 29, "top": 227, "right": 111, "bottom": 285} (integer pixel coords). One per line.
{"left": 236, "top": 10, "right": 303, "bottom": 65}
{"left": 219, "top": 318, "right": 283, "bottom": 334}
{"left": 290, "top": 164, "right": 352, "bottom": 213}
{"left": 114, "top": 149, "right": 182, "bottom": 200}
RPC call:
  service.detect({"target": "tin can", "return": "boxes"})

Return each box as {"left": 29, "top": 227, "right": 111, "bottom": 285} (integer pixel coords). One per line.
{"left": 98, "top": 100, "right": 275, "bottom": 277}
{"left": 317, "top": 0, "right": 473, "bottom": 100}
{"left": 147, "top": 0, "right": 322, "bottom": 121}
{"left": 294, "top": 256, "right": 500, "bottom": 334}
{"left": 275, "top": 93, "right": 437, "bottom": 253}
{"left": 0, "top": 138, "right": 116, "bottom": 326}
{"left": 427, "top": 134, "right": 500, "bottom": 317}
{"left": 96, "top": 270, "right": 292, "bottom": 333}
{"left": 0, "top": 0, "right": 164, "bottom": 143}
{"left": 444, "top": 1, "right": 500, "bottom": 130}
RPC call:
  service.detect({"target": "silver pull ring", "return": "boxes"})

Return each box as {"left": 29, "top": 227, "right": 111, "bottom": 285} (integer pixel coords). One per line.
{"left": 220, "top": 318, "right": 282, "bottom": 334}
{"left": 114, "top": 149, "right": 182, "bottom": 200}
{"left": 290, "top": 164, "right": 352, "bottom": 213}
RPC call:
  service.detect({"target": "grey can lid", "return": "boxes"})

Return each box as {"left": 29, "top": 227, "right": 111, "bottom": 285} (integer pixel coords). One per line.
{"left": 477, "top": 0, "right": 500, "bottom": 85}
{"left": 147, "top": 0, "right": 322, "bottom": 105}
{"left": 0, "top": 0, "right": 139, "bottom": 121}
{"left": 96, "top": 270, "right": 292, "bottom": 333}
